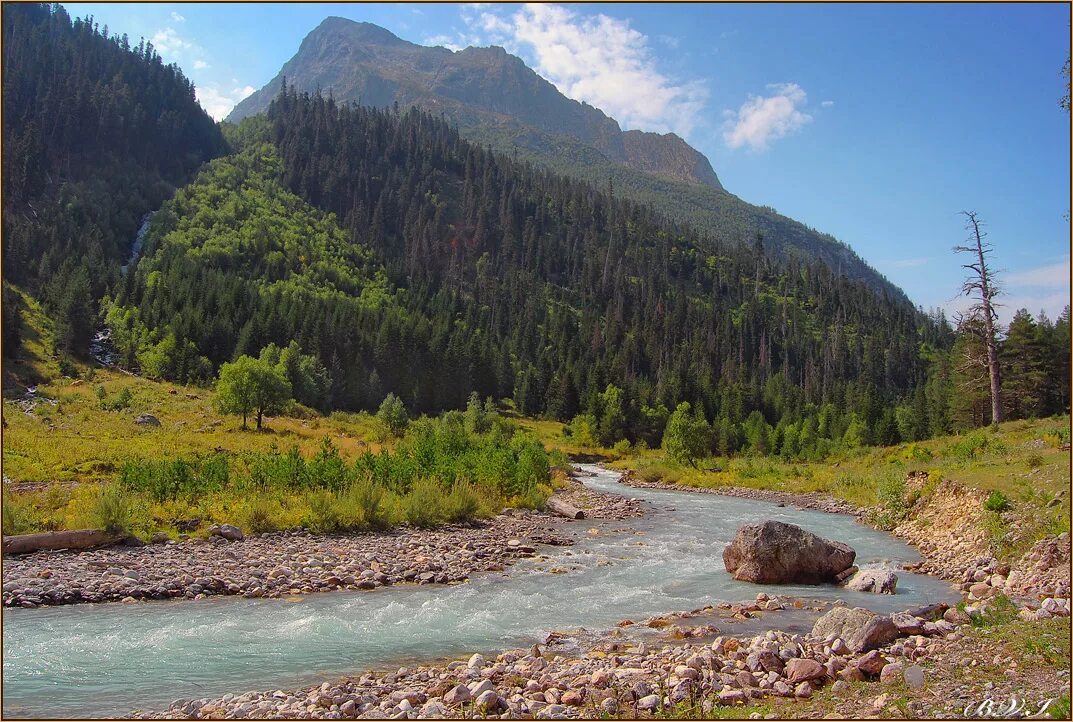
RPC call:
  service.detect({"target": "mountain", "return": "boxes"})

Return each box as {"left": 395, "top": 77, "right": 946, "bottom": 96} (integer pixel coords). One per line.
{"left": 227, "top": 17, "right": 903, "bottom": 299}
{"left": 106, "top": 91, "right": 944, "bottom": 456}
{"left": 1, "top": 2, "right": 226, "bottom": 359}
{"left": 228, "top": 17, "right": 722, "bottom": 190}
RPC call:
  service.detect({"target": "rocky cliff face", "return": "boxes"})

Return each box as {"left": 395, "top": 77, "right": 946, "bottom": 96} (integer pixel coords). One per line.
{"left": 227, "top": 17, "right": 723, "bottom": 190}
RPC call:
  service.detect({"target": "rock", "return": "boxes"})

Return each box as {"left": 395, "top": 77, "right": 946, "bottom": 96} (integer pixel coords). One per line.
{"left": 468, "top": 653, "right": 485, "bottom": 669}
{"left": 785, "top": 658, "right": 826, "bottom": 683}
{"left": 812, "top": 607, "right": 900, "bottom": 653}
{"left": 903, "top": 664, "right": 925, "bottom": 690}
{"left": 944, "top": 607, "right": 971, "bottom": 625}
{"left": 209, "top": 524, "right": 244, "bottom": 541}
{"left": 722, "top": 521, "right": 856, "bottom": 584}
{"left": 150, "top": 532, "right": 170, "bottom": 544}
{"left": 793, "top": 682, "right": 813, "bottom": 699}
{"left": 969, "top": 582, "right": 993, "bottom": 599}
{"left": 890, "top": 611, "right": 925, "bottom": 635}
{"left": 844, "top": 568, "right": 898, "bottom": 594}
{"left": 636, "top": 695, "right": 661, "bottom": 711}
{"left": 718, "top": 689, "right": 747, "bottom": 705}
{"left": 831, "top": 679, "right": 850, "bottom": 695}
{"left": 834, "top": 565, "right": 859, "bottom": 584}
{"left": 879, "top": 661, "right": 905, "bottom": 685}
{"left": 134, "top": 414, "right": 161, "bottom": 427}
{"left": 475, "top": 690, "right": 500, "bottom": 711}
{"left": 599, "top": 697, "right": 618, "bottom": 714}
{"left": 443, "top": 684, "right": 471, "bottom": 706}
{"left": 560, "top": 690, "right": 582, "bottom": 706}
{"left": 591, "top": 669, "right": 609, "bottom": 688}
{"left": 855, "top": 650, "right": 888, "bottom": 677}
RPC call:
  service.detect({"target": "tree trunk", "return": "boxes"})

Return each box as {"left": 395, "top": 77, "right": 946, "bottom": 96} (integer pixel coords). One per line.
{"left": 967, "top": 216, "right": 1004, "bottom": 424}
{"left": 256, "top": 409, "right": 263, "bottom": 430}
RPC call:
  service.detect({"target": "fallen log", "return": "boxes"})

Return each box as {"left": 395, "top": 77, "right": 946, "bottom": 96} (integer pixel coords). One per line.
{"left": 3, "top": 529, "right": 125, "bottom": 555}
{"left": 546, "top": 496, "right": 585, "bottom": 520}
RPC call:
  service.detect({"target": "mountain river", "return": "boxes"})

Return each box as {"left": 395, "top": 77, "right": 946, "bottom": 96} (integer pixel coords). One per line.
{"left": 2, "top": 465, "right": 957, "bottom": 717}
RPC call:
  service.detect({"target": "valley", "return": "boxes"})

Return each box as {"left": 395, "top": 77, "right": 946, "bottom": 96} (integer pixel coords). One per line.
{"left": 1, "top": 3, "right": 1070, "bottom": 720}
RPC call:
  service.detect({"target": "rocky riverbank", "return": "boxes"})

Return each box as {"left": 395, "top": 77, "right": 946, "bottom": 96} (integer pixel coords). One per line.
{"left": 1, "top": 471, "right": 645, "bottom": 609}
{"left": 130, "top": 590, "right": 1070, "bottom": 720}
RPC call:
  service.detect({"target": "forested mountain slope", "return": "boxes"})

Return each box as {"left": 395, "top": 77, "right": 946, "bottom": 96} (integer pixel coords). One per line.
{"left": 1, "top": 2, "right": 226, "bottom": 358}
{"left": 228, "top": 17, "right": 902, "bottom": 298}
{"left": 111, "top": 90, "right": 944, "bottom": 451}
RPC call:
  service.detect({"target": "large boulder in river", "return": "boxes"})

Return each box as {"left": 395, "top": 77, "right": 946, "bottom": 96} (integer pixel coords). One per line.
{"left": 844, "top": 568, "right": 898, "bottom": 594}
{"left": 722, "top": 520, "right": 856, "bottom": 584}
{"left": 812, "top": 606, "right": 900, "bottom": 652}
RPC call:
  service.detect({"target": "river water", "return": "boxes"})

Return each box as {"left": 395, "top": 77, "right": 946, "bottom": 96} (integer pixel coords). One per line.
{"left": 2, "top": 466, "right": 956, "bottom": 717}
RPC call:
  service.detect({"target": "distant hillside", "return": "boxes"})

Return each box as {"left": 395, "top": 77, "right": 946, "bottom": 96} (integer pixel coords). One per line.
{"left": 1, "top": 2, "right": 226, "bottom": 357}
{"left": 228, "top": 17, "right": 904, "bottom": 300}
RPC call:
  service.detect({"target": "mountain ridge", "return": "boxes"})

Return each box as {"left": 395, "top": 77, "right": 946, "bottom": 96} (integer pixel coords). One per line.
{"left": 227, "top": 17, "right": 723, "bottom": 191}
{"left": 227, "top": 16, "right": 903, "bottom": 301}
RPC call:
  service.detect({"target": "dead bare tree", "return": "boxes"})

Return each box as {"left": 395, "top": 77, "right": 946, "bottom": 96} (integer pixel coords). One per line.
{"left": 953, "top": 211, "right": 1004, "bottom": 424}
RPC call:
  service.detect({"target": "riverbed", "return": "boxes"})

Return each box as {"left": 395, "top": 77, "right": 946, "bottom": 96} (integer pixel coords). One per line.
{"left": 1, "top": 466, "right": 957, "bottom": 718}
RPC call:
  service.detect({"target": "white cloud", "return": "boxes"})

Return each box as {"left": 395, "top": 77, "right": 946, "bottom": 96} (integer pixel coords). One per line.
{"left": 821, "top": 100, "right": 834, "bottom": 108}
{"left": 942, "top": 257, "right": 1070, "bottom": 326}
{"left": 193, "top": 59, "right": 209, "bottom": 70}
{"left": 1006, "top": 258, "right": 1070, "bottom": 288}
{"left": 196, "top": 84, "right": 255, "bottom": 121}
{"left": 443, "top": 4, "right": 708, "bottom": 138}
{"left": 170, "top": 11, "right": 185, "bottom": 23}
{"left": 151, "top": 27, "right": 193, "bottom": 59}
{"left": 722, "top": 82, "right": 812, "bottom": 151}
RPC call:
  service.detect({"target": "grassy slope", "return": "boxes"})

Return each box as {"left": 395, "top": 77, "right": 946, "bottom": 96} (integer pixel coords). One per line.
{"left": 519, "top": 414, "right": 1071, "bottom": 561}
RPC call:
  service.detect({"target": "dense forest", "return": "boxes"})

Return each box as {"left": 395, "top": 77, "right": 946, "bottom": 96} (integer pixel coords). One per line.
{"left": 1, "top": 2, "right": 226, "bottom": 356}
{"left": 3, "top": 6, "right": 1067, "bottom": 463}
{"left": 108, "top": 89, "right": 952, "bottom": 456}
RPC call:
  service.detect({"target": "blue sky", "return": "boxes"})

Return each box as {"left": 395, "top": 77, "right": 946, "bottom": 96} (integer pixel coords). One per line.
{"left": 68, "top": 2, "right": 1071, "bottom": 323}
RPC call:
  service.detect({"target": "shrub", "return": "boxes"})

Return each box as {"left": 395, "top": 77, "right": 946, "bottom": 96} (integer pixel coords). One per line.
{"left": 402, "top": 478, "right": 444, "bottom": 528}
{"left": 968, "top": 594, "right": 1019, "bottom": 627}
{"left": 99, "top": 387, "right": 133, "bottom": 411}
{"left": 444, "top": 480, "right": 480, "bottom": 523}
{"left": 1026, "top": 453, "right": 1045, "bottom": 469}
{"left": 239, "top": 497, "right": 281, "bottom": 534}
{"left": 344, "top": 476, "right": 387, "bottom": 529}
{"left": 612, "top": 439, "right": 632, "bottom": 457}
{"left": 92, "top": 483, "right": 133, "bottom": 534}
{"left": 303, "top": 489, "right": 343, "bottom": 533}
{"left": 984, "top": 490, "right": 1011, "bottom": 513}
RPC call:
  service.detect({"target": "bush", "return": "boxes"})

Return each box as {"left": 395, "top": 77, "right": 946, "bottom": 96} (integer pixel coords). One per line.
{"left": 304, "top": 489, "right": 343, "bottom": 533}
{"left": 344, "top": 476, "right": 387, "bottom": 529}
{"left": 99, "top": 387, "right": 133, "bottom": 411}
{"left": 444, "top": 480, "right": 481, "bottom": 523}
{"left": 1026, "top": 453, "right": 1045, "bottom": 469}
{"left": 92, "top": 483, "right": 133, "bottom": 534}
{"left": 239, "top": 497, "right": 281, "bottom": 534}
{"left": 968, "top": 594, "right": 1020, "bottom": 627}
{"left": 402, "top": 478, "right": 444, "bottom": 528}
{"left": 984, "top": 490, "right": 1011, "bottom": 513}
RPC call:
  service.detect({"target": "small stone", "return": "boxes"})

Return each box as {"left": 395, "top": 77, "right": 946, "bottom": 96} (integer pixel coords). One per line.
{"left": 793, "top": 682, "right": 813, "bottom": 699}
{"left": 904, "top": 664, "right": 925, "bottom": 690}
{"left": 856, "top": 650, "right": 887, "bottom": 677}
{"left": 444, "top": 684, "right": 471, "bottom": 706}
{"left": 831, "top": 679, "right": 850, "bottom": 695}
{"left": 880, "top": 662, "right": 905, "bottom": 685}
{"left": 636, "top": 694, "right": 660, "bottom": 711}
{"left": 468, "top": 653, "right": 485, "bottom": 669}
{"left": 785, "top": 658, "right": 825, "bottom": 683}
